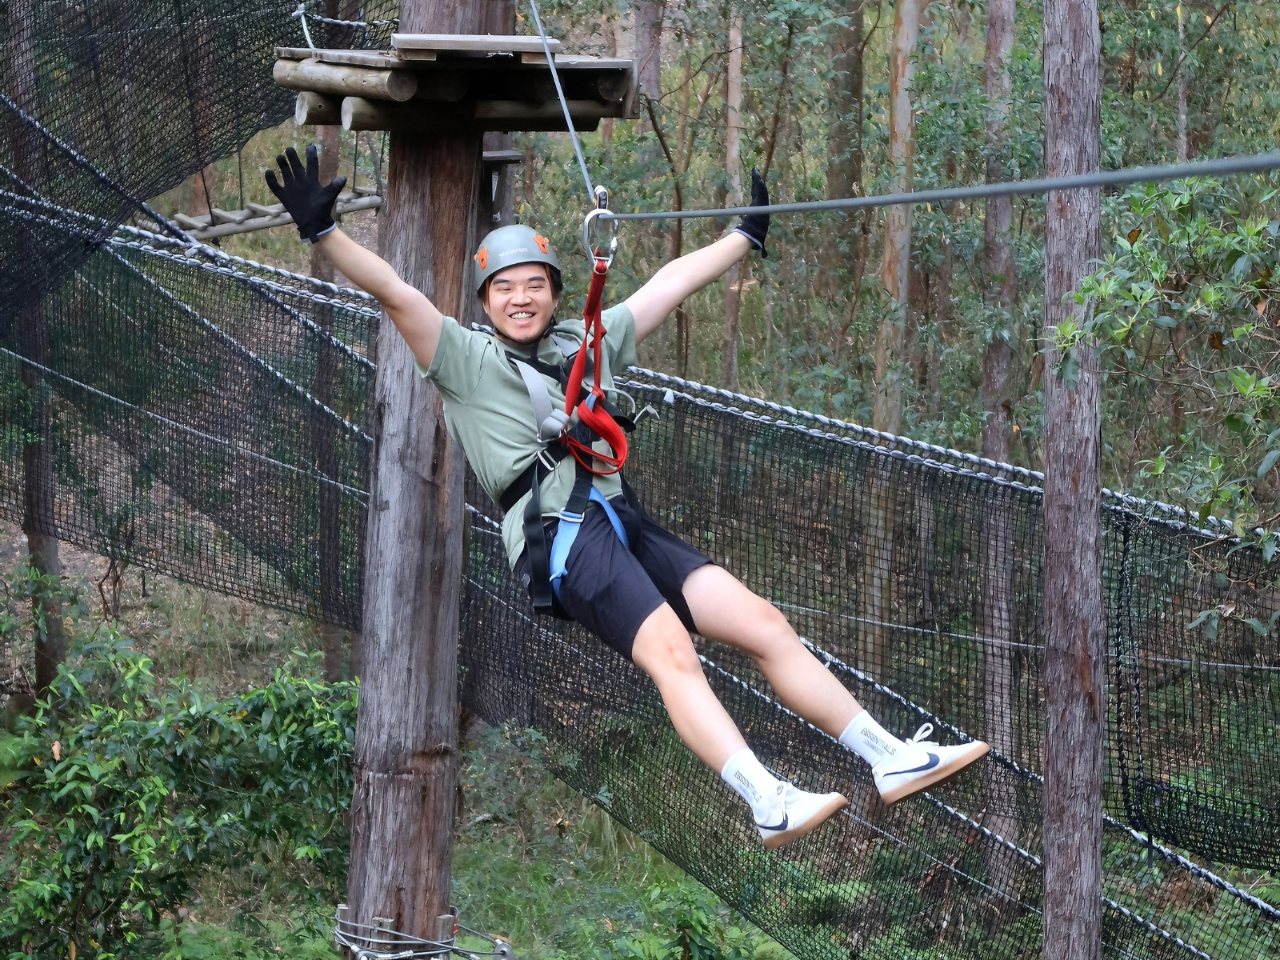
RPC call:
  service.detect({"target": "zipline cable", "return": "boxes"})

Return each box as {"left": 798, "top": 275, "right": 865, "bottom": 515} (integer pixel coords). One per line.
{"left": 526, "top": 0, "right": 595, "bottom": 203}
{"left": 603, "top": 150, "right": 1280, "bottom": 221}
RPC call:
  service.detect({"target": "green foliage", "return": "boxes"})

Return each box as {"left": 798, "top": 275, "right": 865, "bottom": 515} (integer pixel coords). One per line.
{"left": 0, "top": 632, "right": 354, "bottom": 959}
{"left": 1080, "top": 179, "right": 1280, "bottom": 540}
{"left": 0, "top": 558, "right": 87, "bottom": 669}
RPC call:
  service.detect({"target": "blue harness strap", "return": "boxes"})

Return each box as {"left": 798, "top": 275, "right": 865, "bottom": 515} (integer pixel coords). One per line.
{"left": 549, "top": 487, "right": 628, "bottom": 600}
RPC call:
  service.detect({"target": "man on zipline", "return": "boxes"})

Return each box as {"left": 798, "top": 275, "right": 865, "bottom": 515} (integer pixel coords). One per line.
{"left": 268, "top": 146, "right": 988, "bottom": 849}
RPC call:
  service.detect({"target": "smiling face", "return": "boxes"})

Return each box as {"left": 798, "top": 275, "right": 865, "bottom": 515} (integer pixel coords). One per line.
{"left": 483, "top": 263, "right": 559, "bottom": 346}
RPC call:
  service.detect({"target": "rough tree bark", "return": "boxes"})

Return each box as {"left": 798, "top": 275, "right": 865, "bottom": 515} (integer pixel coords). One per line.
{"left": 635, "top": 1, "right": 667, "bottom": 99}
{"left": 719, "top": 13, "right": 745, "bottom": 390}
{"left": 7, "top": 0, "right": 65, "bottom": 694}
{"left": 1042, "top": 1, "right": 1104, "bottom": 957}
{"left": 872, "top": 0, "right": 922, "bottom": 437}
{"left": 817, "top": 3, "right": 864, "bottom": 300}
{"left": 980, "top": 0, "right": 1019, "bottom": 860}
{"left": 1176, "top": 3, "right": 1188, "bottom": 162}
{"left": 309, "top": 122, "right": 348, "bottom": 683}
{"left": 344, "top": 0, "right": 481, "bottom": 938}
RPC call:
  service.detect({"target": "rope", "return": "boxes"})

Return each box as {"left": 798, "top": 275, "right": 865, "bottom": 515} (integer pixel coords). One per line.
{"left": 602, "top": 151, "right": 1280, "bottom": 221}
{"left": 620, "top": 369, "right": 1234, "bottom": 537}
{"left": 525, "top": 0, "right": 595, "bottom": 203}
{"left": 0, "top": 348, "right": 369, "bottom": 501}
{"left": 106, "top": 248, "right": 374, "bottom": 445}
{"left": 799, "top": 638, "right": 1280, "bottom": 924}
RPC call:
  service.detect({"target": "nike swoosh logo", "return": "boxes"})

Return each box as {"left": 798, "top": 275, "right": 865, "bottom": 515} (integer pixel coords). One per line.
{"left": 757, "top": 812, "right": 789, "bottom": 832}
{"left": 882, "top": 753, "right": 940, "bottom": 778}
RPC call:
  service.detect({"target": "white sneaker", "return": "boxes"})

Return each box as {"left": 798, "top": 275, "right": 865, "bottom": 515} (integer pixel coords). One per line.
{"left": 872, "top": 724, "right": 990, "bottom": 805}
{"left": 756, "top": 782, "right": 848, "bottom": 850}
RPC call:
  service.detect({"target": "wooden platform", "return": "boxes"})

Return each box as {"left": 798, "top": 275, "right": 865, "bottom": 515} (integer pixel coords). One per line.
{"left": 275, "top": 34, "right": 639, "bottom": 134}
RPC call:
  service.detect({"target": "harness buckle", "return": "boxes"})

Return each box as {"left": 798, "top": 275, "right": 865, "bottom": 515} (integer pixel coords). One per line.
{"left": 536, "top": 447, "right": 560, "bottom": 472}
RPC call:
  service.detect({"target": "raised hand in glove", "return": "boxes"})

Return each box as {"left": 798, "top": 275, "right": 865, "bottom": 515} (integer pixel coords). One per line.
{"left": 265, "top": 145, "right": 347, "bottom": 243}
{"left": 732, "top": 167, "right": 770, "bottom": 258}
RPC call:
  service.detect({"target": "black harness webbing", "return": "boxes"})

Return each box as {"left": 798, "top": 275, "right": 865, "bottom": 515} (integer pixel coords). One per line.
{"left": 494, "top": 340, "right": 640, "bottom": 616}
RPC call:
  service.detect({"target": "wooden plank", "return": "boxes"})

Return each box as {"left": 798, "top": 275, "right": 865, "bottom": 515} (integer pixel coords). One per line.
{"left": 210, "top": 207, "right": 251, "bottom": 225}
{"left": 275, "top": 46, "right": 424, "bottom": 67}
{"left": 274, "top": 58, "right": 418, "bottom": 101}
{"left": 482, "top": 149, "right": 523, "bottom": 164}
{"left": 392, "top": 33, "right": 559, "bottom": 54}
{"left": 186, "top": 195, "right": 381, "bottom": 241}
{"left": 517, "top": 53, "right": 632, "bottom": 68}
{"left": 173, "top": 212, "right": 211, "bottom": 230}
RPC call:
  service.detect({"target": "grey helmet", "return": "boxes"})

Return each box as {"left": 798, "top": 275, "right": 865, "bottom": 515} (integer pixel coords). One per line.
{"left": 474, "top": 224, "right": 561, "bottom": 295}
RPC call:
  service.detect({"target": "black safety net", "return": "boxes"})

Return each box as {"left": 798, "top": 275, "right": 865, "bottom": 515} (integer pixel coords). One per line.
{"left": 1, "top": 1, "right": 1279, "bottom": 958}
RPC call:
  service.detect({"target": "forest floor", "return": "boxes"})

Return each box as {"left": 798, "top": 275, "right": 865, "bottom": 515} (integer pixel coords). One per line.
{"left": 0, "top": 520, "right": 793, "bottom": 960}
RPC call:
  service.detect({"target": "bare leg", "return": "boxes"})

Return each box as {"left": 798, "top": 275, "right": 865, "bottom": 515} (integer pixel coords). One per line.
{"left": 630, "top": 601, "right": 747, "bottom": 771}
{"left": 682, "top": 564, "right": 863, "bottom": 737}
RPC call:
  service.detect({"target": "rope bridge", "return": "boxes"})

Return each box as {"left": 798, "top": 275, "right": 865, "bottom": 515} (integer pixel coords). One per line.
{"left": 1, "top": 2, "right": 1278, "bottom": 956}
{"left": 1, "top": 229, "right": 1277, "bottom": 958}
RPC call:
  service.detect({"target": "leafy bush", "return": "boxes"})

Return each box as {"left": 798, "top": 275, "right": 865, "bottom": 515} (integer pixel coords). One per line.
{"left": 0, "top": 630, "right": 355, "bottom": 959}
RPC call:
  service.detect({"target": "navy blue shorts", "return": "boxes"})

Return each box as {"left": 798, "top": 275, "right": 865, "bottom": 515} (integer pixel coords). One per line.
{"left": 514, "top": 495, "right": 713, "bottom": 660}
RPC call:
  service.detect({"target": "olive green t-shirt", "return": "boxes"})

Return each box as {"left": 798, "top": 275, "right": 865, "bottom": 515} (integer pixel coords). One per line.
{"left": 418, "top": 305, "right": 637, "bottom": 567}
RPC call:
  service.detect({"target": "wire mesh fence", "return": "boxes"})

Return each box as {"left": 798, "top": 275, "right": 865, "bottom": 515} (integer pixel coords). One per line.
{"left": 1, "top": 2, "right": 1278, "bottom": 955}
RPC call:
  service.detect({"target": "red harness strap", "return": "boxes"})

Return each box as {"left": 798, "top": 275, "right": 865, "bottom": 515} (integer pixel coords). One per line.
{"left": 560, "top": 257, "right": 628, "bottom": 475}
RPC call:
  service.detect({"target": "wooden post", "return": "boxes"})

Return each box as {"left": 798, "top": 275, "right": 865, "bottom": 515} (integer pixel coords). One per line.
{"left": 310, "top": 122, "right": 348, "bottom": 683}
{"left": 1042, "top": 0, "right": 1103, "bottom": 957}
{"left": 7, "top": 0, "right": 65, "bottom": 694}
{"left": 344, "top": 0, "right": 483, "bottom": 939}
{"left": 470, "top": 0, "right": 517, "bottom": 331}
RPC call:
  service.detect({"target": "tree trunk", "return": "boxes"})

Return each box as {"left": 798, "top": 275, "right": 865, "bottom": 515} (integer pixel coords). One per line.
{"left": 824, "top": 5, "right": 864, "bottom": 213}
{"left": 310, "top": 123, "right": 348, "bottom": 683}
{"left": 1042, "top": 1, "right": 1104, "bottom": 957}
{"left": 980, "top": 0, "right": 1019, "bottom": 861}
{"left": 1176, "top": 4, "right": 1188, "bottom": 162}
{"left": 602, "top": 13, "right": 622, "bottom": 151}
{"left": 344, "top": 0, "right": 481, "bottom": 939}
{"left": 720, "top": 13, "right": 745, "bottom": 390}
{"left": 635, "top": 1, "right": 666, "bottom": 99}
{"left": 872, "top": 0, "right": 922, "bottom": 436}
{"left": 7, "top": 0, "right": 65, "bottom": 695}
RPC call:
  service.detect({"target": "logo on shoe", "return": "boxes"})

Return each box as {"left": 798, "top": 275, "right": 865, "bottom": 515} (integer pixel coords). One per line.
{"left": 757, "top": 812, "right": 788, "bottom": 832}
{"left": 882, "top": 753, "right": 940, "bottom": 778}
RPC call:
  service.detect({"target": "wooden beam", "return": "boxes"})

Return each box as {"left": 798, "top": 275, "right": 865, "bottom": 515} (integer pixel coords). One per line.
{"left": 274, "top": 58, "right": 419, "bottom": 102}
{"left": 473, "top": 99, "right": 615, "bottom": 120}
{"left": 482, "top": 149, "right": 523, "bottom": 164}
{"left": 391, "top": 33, "right": 560, "bottom": 56}
{"left": 414, "top": 72, "right": 470, "bottom": 102}
{"left": 174, "top": 194, "right": 382, "bottom": 241}
{"left": 275, "top": 46, "right": 421, "bottom": 67}
{"left": 296, "top": 91, "right": 342, "bottom": 126}
{"left": 517, "top": 53, "right": 632, "bottom": 68}
{"left": 341, "top": 96, "right": 610, "bottom": 132}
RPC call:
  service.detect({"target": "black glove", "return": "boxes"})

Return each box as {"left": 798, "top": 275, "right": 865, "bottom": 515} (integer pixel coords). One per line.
{"left": 265, "top": 145, "right": 347, "bottom": 243}
{"left": 733, "top": 167, "right": 770, "bottom": 258}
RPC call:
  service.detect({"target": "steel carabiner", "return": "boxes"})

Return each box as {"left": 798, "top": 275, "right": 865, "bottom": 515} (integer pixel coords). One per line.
{"left": 581, "top": 184, "right": 619, "bottom": 266}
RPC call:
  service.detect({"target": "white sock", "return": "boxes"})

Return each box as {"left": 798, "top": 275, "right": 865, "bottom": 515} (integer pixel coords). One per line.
{"left": 720, "top": 748, "right": 783, "bottom": 823}
{"left": 839, "top": 711, "right": 906, "bottom": 766}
